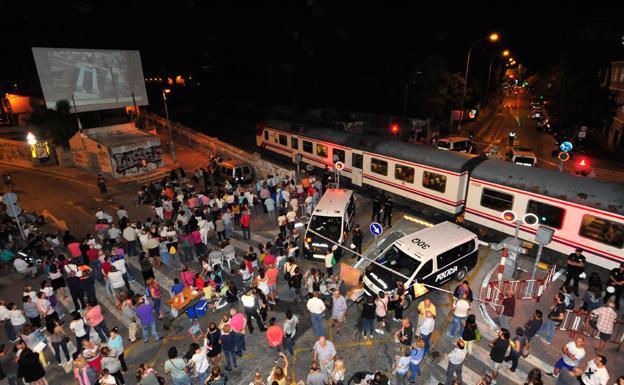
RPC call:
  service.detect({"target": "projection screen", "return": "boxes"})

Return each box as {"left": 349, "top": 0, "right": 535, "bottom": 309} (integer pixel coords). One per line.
{"left": 32, "top": 47, "right": 149, "bottom": 112}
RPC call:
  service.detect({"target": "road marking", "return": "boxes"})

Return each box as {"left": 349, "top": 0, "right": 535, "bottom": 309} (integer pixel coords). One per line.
{"left": 437, "top": 353, "right": 483, "bottom": 385}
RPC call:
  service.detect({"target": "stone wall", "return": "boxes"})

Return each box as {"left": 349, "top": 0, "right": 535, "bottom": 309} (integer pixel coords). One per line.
{"left": 0, "top": 138, "right": 32, "bottom": 163}
{"left": 143, "top": 113, "right": 295, "bottom": 181}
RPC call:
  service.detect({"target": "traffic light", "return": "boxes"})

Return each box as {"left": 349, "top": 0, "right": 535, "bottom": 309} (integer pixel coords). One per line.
{"left": 501, "top": 210, "right": 517, "bottom": 223}
{"left": 577, "top": 158, "right": 588, "bottom": 168}
{"left": 391, "top": 124, "right": 400, "bottom": 135}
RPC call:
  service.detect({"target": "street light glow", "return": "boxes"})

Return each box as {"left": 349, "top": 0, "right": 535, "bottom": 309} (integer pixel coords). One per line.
{"left": 26, "top": 132, "right": 37, "bottom": 145}
{"left": 502, "top": 50, "right": 510, "bottom": 57}
{"left": 489, "top": 33, "right": 499, "bottom": 42}
{"left": 163, "top": 88, "right": 171, "bottom": 94}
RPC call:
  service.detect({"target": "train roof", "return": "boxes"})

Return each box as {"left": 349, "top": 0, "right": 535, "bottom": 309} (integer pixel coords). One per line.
{"left": 471, "top": 159, "right": 624, "bottom": 215}
{"left": 373, "top": 141, "right": 481, "bottom": 173}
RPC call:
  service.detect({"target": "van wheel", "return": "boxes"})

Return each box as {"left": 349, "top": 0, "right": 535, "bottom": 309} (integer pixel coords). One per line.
{"left": 402, "top": 294, "right": 412, "bottom": 310}
{"left": 455, "top": 267, "right": 467, "bottom": 281}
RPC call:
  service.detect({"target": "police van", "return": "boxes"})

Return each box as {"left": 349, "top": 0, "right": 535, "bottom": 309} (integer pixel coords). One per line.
{"left": 304, "top": 189, "right": 356, "bottom": 260}
{"left": 508, "top": 147, "right": 537, "bottom": 167}
{"left": 361, "top": 221, "right": 478, "bottom": 308}
{"left": 436, "top": 137, "right": 474, "bottom": 153}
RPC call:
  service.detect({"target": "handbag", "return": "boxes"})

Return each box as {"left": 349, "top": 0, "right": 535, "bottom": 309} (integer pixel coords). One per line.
{"left": 475, "top": 327, "right": 482, "bottom": 342}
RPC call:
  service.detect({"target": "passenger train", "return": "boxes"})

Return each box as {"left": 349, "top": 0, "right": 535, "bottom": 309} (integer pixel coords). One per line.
{"left": 256, "top": 119, "right": 624, "bottom": 270}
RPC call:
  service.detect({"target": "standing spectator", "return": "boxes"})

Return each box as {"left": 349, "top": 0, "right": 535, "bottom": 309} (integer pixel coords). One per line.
{"left": 164, "top": 347, "right": 191, "bottom": 385}
{"left": 382, "top": 196, "right": 393, "bottom": 227}
{"left": 462, "top": 314, "right": 478, "bottom": 353}
{"left": 372, "top": 193, "right": 382, "bottom": 223}
{"left": 576, "top": 355, "right": 609, "bottom": 385}
{"left": 351, "top": 224, "right": 363, "bottom": 256}
{"left": 107, "top": 327, "right": 127, "bottom": 372}
{"left": 147, "top": 279, "right": 165, "bottom": 319}
{"left": 86, "top": 302, "right": 109, "bottom": 341}
{"left": 563, "top": 248, "right": 586, "bottom": 296}
{"left": 219, "top": 324, "right": 237, "bottom": 371}
{"left": 241, "top": 290, "right": 266, "bottom": 333}
{"left": 409, "top": 339, "right": 425, "bottom": 382}
{"left": 418, "top": 310, "right": 435, "bottom": 354}
{"left": 500, "top": 290, "right": 515, "bottom": 331}
{"left": 390, "top": 280, "right": 406, "bottom": 322}
{"left": 524, "top": 309, "right": 543, "bottom": 344}
{"left": 265, "top": 196, "right": 276, "bottom": 223}
{"left": 453, "top": 281, "right": 474, "bottom": 302}
{"left": 324, "top": 247, "right": 336, "bottom": 277}
{"left": 446, "top": 339, "right": 467, "bottom": 385}
{"left": 17, "top": 347, "right": 46, "bottom": 385}
{"left": 395, "top": 318, "right": 414, "bottom": 347}
{"left": 46, "top": 320, "right": 71, "bottom": 365}
{"left": 0, "top": 343, "right": 17, "bottom": 385}
{"left": 448, "top": 292, "right": 470, "bottom": 338}
{"left": 73, "top": 354, "right": 98, "bottom": 385}
{"left": 277, "top": 212, "right": 288, "bottom": 239}
{"left": 82, "top": 339, "right": 103, "bottom": 373}
{"left": 416, "top": 298, "right": 437, "bottom": 329}
{"left": 331, "top": 290, "right": 347, "bottom": 333}
{"left": 307, "top": 292, "right": 326, "bottom": 337}
{"left": 549, "top": 336, "right": 586, "bottom": 379}
{"left": 241, "top": 211, "right": 251, "bottom": 240}
{"left": 307, "top": 361, "right": 326, "bottom": 385}
{"left": 97, "top": 174, "right": 108, "bottom": 198}
{"left": 122, "top": 223, "right": 138, "bottom": 257}
{"left": 487, "top": 328, "right": 510, "bottom": 384}
{"left": 393, "top": 348, "right": 411, "bottom": 385}
{"left": 590, "top": 302, "right": 617, "bottom": 352}
{"left": 331, "top": 359, "right": 345, "bottom": 385}
{"left": 8, "top": 304, "right": 26, "bottom": 339}
{"left": 283, "top": 309, "right": 298, "bottom": 356}
{"left": 288, "top": 267, "right": 303, "bottom": 303}
{"left": 70, "top": 312, "right": 90, "bottom": 353}
{"left": 190, "top": 339, "right": 210, "bottom": 385}
{"left": 206, "top": 322, "right": 222, "bottom": 366}
{"left": 286, "top": 208, "right": 296, "bottom": 231}
{"left": 101, "top": 347, "right": 124, "bottom": 385}
{"left": 539, "top": 293, "right": 566, "bottom": 344}
{"left": 504, "top": 327, "right": 527, "bottom": 373}
{"left": 229, "top": 308, "right": 246, "bottom": 357}
{"left": 313, "top": 336, "right": 336, "bottom": 384}
{"left": 266, "top": 318, "right": 284, "bottom": 362}
{"left": 361, "top": 295, "right": 376, "bottom": 339}
{"left": 603, "top": 263, "right": 624, "bottom": 309}
{"left": 375, "top": 291, "right": 388, "bottom": 334}
{"left": 135, "top": 297, "right": 161, "bottom": 343}
{"left": 0, "top": 299, "right": 17, "bottom": 343}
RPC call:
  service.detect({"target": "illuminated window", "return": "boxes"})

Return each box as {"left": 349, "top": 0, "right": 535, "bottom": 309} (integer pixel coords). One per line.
{"left": 303, "top": 141, "right": 313, "bottom": 153}
{"left": 422, "top": 171, "right": 446, "bottom": 193}
{"left": 480, "top": 188, "right": 513, "bottom": 212}
{"left": 370, "top": 158, "right": 388, "bottom": 176}
{"left": 579, "top": 215, "right": 624, "bottom": 248}
{"left": 332, "top": 148, "right": 345, "bottom": 163}
{"left": 316, "top": 144, "right": 328, "bottom": 158}
{"left": 395, "top": 164, "right": 415, "bottom": 183}
{"left": 527, "top": 200, "right": 565, "bottom": 229}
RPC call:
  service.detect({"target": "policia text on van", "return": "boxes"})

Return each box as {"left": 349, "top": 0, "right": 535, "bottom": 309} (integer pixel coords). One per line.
{"left": 360, "top": 221, "right": 479, "bottom": 309}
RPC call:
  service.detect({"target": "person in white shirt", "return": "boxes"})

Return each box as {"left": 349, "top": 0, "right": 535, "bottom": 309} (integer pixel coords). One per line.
{"left": 191, "top": 338, "right": 210, "bottom": 384}
{"left": 286, "top": 209, "right": 296, "bottom": 231}
{"left": 0, "top": 299, "right": 16, "bottom": 342}
{"left": 13, "top": 257, "right": 37, "bottom": 278}
{"left": 448, "top": 293, "right": 470, "bottom": 338}
{"left": 108, "top": 266, "right": 126, "bottom": 307}
{"left": 123, "top": 224, "right": 138, "bottom": 257}
{"left": 307, "top": 293, "right": 326, "bottom": 337}
{"left": 418, "top": 310, "right": 435, "bottom": 353}
{"left": 577, "top": 355, "right": 609, "bottom": 385}
{"left": 324, "top": 248, "right": 336, "bottom": 277}
{"left": 116, "top": 206, "right": 128, "bottom": 220}
{"left": 446, "top": 339, "right": 467, "bottom": 385}
{"left": 8, "top": 303, "right": 26, "bottom": 336}
{"left": 551, "top": 337, "right": 586, "bottom": 378}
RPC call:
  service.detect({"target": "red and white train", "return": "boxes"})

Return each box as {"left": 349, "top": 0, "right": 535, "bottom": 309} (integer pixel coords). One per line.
{"left": 256, "top": 119, "right": 624, "bottom": 269}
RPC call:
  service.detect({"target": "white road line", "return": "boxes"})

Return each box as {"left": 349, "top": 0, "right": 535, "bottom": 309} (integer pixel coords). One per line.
{"left": 471, "top": 343, "right": 528, "bottom": 384}
{"left": 437, "top": 354, "right": 483, "bottom": 385}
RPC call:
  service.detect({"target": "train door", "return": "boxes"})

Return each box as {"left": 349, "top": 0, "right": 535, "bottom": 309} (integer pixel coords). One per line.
{"left": 351, "top": 151, "right": 363, "bottom": 186}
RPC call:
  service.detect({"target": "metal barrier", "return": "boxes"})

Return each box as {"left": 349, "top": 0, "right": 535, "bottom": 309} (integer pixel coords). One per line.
{"left": 481, "top": 265, "right": 557, "bottom": 315}
{"left": 559, "top": 309, "right": 624, "bottom": 350}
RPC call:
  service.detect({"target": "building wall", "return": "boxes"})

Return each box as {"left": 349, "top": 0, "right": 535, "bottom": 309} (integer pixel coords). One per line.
{"left": 0, "top": 138, "right": 32, "bottom": 163}
{"left": 69, "top": 134, "right": 112, "bottom": 174}
{"left": 109, "top": 139, "right": 164, "bottom": 178}
{"left": 608, "top": 61, "right": 624, "bottom": 150}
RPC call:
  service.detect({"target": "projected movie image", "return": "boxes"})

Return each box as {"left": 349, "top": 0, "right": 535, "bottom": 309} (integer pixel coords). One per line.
{"left": 32, "top": 48, "right": 149, "bottom": 112}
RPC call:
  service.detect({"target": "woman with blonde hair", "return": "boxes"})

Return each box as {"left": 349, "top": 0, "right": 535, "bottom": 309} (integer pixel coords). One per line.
{"left": 268, "top": 352, "right": 289, "bottom": 385}
{"left": 249, "top": 372, "right": 266, "bottom": 385}
{"left": 331, "top": 359, "right": 346, "bottom": 385}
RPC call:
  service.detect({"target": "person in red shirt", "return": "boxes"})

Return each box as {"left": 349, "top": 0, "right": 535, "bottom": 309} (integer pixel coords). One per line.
{"left": 241, "top": 212, "right": 251, "bottom": 240}
{"left": 263, "top": 254, "right": 276, "bottom": 269}
{"left": 265, "top": 317, "right": 284, "bottom": 363}
{"left": 194, "top": 273, "right": 205, "bottom": 290}
{"left": 101, "top": 256, "right": 112, "bottom": 296}
{"left": 265, "top": 265, "right": 279, "bottom": 305}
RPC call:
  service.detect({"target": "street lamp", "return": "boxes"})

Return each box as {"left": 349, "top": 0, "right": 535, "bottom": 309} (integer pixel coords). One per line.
{"left": 502, "top": 50, "right": 510, "bottom": 57}
{"left": 485, "top": 49, "right": 512, "bottom": 100}
{"left": 457, "top": 32, "right": 499, "bottom": 133}
{"left": 26, "top": 132, "right": 37, "bottom": 145}
{"left": 162, "top": 88, "right": 176, "bottom": 163}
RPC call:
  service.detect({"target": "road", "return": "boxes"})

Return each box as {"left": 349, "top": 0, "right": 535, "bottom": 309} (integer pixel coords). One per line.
{"left": 462, "top": 93, "right": 624, "bottom": 182}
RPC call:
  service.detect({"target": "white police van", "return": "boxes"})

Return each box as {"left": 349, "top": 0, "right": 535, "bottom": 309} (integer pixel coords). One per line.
{"left": 361, "top": 221, "right": 478, "bottom": 308}
{"left": 304, "top": 189, "right": 355, "bottom": 260}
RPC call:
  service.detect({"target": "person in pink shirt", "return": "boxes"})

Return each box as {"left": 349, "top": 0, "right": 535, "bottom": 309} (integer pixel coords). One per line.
{"left": 266, "top": 265, "right": 279, "bottom": 305}
{"left": 265, "top": 317, "right": 284, "bottom": 362}
{"left": 85, "top": 302, "right": 109, "bottom": 341}
{"left": 263, "top": 254, "right": 276, "bottom": 269}
{"left": 68, "top": 242, "right": 82, "bottom": 259}
{"left": 180, "top": 266, "right": 195, "bottom": 287}
{"left": 229, "top": 308, "right": 247, "bottom": 356}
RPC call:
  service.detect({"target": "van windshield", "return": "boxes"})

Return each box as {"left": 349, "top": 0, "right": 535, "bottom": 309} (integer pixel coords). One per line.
{"left": 514, "top": 156, "right": 535, "bottom": 166}
{"left": 235, "top": 167, "right": 243, "bottom": 177}
{"left": 309, "top": 215, "right": 342, "bottom": 241}
{"left": 372, "top": 245, "right": 420, "bottom": 279}
{"left": 437, "top": 141, "right": 450, "bottom": 149}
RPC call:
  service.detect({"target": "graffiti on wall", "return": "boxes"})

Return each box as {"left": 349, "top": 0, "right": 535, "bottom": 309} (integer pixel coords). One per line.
{"left": 111, "top": 145, "right": 163, "bottom": 175}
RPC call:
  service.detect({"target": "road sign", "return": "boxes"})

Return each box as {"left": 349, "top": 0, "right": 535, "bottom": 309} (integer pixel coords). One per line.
{"left": 6, "top": 203, "right": 22, "bottom": 217}
{"left": 1, "top": 192, "right": 17, "bottom": 205}
{"left": 558, "top": 152, "right": 570, "bottom": 162}
{"left": 369, "top": 222, "right": 383, "bottom": 237}
{"left": 559, "top": 141, "right": 573, "bottom": 153}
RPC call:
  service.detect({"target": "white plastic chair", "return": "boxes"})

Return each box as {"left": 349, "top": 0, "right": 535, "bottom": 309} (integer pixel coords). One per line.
{"left": 223, "top": 250, "right": 237, "bottom": 269}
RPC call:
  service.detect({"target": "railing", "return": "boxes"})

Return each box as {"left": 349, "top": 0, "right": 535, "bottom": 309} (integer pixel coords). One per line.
{"left": 559, "top": 309, "right": 624, "bottom": 350}
{"left": 481, "top": 265, "right": 557, "bottom": 315}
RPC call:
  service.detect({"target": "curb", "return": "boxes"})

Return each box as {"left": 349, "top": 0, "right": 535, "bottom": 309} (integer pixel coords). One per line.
{"left": 479, "top": 265, "right": 500, "bottom": 332}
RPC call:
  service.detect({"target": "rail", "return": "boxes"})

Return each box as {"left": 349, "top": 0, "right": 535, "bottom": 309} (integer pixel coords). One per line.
{"left": 558, "top": 308, "right": 624, "bottom": 350}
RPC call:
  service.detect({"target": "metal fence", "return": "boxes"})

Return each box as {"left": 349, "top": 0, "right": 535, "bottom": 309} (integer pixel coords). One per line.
{"left": 481, "top": 265, "right": 557, "bottom": 314}
{"left": 559, "top": 309, "right": 624, "bottom": 350}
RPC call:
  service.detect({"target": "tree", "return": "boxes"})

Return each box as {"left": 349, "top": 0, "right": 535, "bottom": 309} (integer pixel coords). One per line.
{"left": 31, "top": 99, "right": 78, "bottom": 147}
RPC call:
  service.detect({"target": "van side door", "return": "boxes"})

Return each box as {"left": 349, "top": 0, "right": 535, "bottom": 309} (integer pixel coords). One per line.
{"left": 433, "top": 246, "right": 461, "bottom": 285}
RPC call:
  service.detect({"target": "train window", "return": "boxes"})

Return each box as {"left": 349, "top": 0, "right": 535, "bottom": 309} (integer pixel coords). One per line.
{"left": 527, "top": 200, "right": 565, "bottom": 229}
{"left": 579, "top": 215, "right": 624, "bottom": 248}
{"left": 273, "top": 133, "right": 278, "bottom": 143}
{"left": 395, "top": 164, "right": 415, "bottom": 183}
{"left": 333, "top": 148, "right": 345, "bottom": 163}
{"left": 370, "top": 158, "right": 388, "bottom": 176}
{"left": 480, "top": 188, "right": 513, "bottom": 212}
{"left": 291, "top": 137, "right": 299, "bottom": 150}
{"left": 422, "top": 171, "right": 446, "bottom": 193}
{"left": 279, "top": 134, "right": 288, "bottom": 146}
{"left": 316, "top": 144, "right": 328, "bottom": 158}
{"left": 352, "top": 153, "right": 363, "bottom": 169}
{"left": 264, "top": 131, "right": 268, "bottom": 140}
{"left": 303, "top": 141, "right": 313, "bottom": 153}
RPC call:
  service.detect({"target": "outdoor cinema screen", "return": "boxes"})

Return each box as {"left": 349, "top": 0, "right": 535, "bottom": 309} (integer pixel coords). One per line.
{"left": 32, "top": 47, "right": 149, "bottom": 112}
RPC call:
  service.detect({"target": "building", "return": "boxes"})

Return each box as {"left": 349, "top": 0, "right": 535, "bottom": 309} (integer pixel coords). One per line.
{"left": 1, "top": 92, "right": 45, "bottom": 126}
{"left": 69, "top": 122, "right": 163, "bottom": 177}
{"left": 607, "top": 61, "right": 624, "bottom": 150}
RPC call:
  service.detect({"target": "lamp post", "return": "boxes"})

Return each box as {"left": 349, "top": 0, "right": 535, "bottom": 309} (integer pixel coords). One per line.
{"left": 162, "top": 89, "right": 176, "bottom": 163}
{"left": 457, "top": 33, "right": 499, "bottom": 133}
{"left": 485, "top": 50, "right": 510, "bottom": 100}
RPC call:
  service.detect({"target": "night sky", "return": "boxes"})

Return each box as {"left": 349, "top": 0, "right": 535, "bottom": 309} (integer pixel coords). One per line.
{"left": 2, "top": 0, "right": 623, "bottom": 115}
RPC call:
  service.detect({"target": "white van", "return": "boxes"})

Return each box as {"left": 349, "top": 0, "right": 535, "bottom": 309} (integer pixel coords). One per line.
{"left": 509, "top": 147, "right": 537, "bottom": 167}
{"left": 436, "top": 137, "right": 474, "bottom": 153}
{"left": 304, "top": 189, "right": 356, "bottom": 260}
{"left": 361, "top": 221, "right": 478, "bottom": 308}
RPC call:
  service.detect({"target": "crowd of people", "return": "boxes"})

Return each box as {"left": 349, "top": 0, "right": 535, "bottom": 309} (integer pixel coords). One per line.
{"left": 0, "top": 161, "right": 623, "bottom": 385}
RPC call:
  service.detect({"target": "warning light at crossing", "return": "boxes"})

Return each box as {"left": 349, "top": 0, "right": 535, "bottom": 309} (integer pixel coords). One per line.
{"left": 558, "top": 152, "right": 570, "bottom": 162}
{"left": 501, "top": 210, "right": 517, "bottom": 223}
{"left": 334, "top": 161, "right": 345, "bottom": 171}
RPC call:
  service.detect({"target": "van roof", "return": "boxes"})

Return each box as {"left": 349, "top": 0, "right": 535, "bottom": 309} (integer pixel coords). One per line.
{"left": 312, "top": 189, "right": 353, "bottom": 217}
{"left": 219, "top": 159, "right": 247, "bottom": 167}
{"left": 437, "top": 136, "right": 471, "bottom": 143}
{"left": 393, "top": 221, "right": 477, "bottom": 260}
{"left": 511, "top": 148, "right": 537, "bottom": 158}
